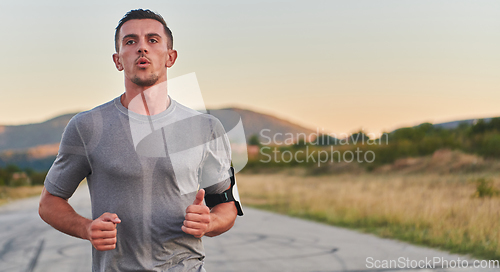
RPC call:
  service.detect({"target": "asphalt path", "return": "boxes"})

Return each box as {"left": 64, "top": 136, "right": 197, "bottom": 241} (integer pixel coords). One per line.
{"left": 0, "top": 184, "right": 498, "bottom": 272}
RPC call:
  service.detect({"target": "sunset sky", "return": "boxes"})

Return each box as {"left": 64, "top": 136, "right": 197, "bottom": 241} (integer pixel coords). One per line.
{"left": 0, "top": 0, "right": 499, "bottom": 135}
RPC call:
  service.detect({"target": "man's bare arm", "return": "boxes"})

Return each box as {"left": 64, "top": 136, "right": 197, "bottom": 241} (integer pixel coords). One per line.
{"left": 205, "top": 201, "right": 237, "bottom": 237}
{"left": 39, "top": 187, "right": 92, "bottom": 239}
{"left": 182, "top": 189, "right": 237, "bottom": 238}
{"left": 38, "top": 187, "right": 121, "bottom": 251}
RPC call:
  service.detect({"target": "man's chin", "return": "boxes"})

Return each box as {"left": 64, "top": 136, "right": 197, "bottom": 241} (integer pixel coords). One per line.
{"left": 131, "top": 76, "right": 159, "bottom": 87}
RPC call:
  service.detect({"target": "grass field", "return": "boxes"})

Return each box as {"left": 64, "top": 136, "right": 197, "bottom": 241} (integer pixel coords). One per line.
{"left": 0, "top": 185, "right": 43, "bottom": 206}
{"left": 2, "top": 150, "right": 499, "bottom": 261}
{"left": 237, "top": 169, "right": 500, "bottom": 260}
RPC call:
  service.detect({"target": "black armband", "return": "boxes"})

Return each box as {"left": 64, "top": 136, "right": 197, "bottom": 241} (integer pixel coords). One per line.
{"left": 204, "top": 167, "right": 243, "bottom": 216}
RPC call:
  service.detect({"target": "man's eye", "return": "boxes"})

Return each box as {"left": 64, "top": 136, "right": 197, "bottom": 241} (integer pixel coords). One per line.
{"left": 126, "top": 40, "right": 136, "bottom": 45}
{"left": 150, "top": 39, "right": 158, "bottom": 43}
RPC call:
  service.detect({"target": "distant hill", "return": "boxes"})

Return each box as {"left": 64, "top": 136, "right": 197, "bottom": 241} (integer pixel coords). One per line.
{"left": 389, "top": 117, "right": 498, "bottom": 134}
{"left": 0, "top": 113, "right": 76, "bottom": 171}
{"left": 0, "top": 113, "right": 76, "bottom": 152}
{"left": 433, "top": 118, "right": 492, "bottom": 130}
{"left": 208, "top": 107, "right": 316, "bottom": 143}
{"left": 0, "top": 108, "right": 315, "bottom": 171}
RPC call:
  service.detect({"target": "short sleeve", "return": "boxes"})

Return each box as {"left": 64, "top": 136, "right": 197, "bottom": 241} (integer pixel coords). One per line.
{"left": 200, "top": 118, "right": 231, "bottom": 195}
{"left": 44, "top": 115, "right": 92, "bottom": 199}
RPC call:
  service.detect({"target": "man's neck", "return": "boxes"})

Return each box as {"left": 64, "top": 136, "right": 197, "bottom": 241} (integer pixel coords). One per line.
{"left": 121, "top": 80, "right": 171, "bottom": 116}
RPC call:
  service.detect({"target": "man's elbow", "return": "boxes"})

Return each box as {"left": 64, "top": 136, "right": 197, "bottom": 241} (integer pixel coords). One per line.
{"left": 38, "top": 187, "right": 62, "bottom": 224}
{"left": 225, "top": 215, "right": 236, "bottom": 232}
{"left": 38, "top": 205, "right": 48, "bottom": 223}
{"left": 38, "top": 188, "right": 49, "bottom": 222}
{"left": 223, "top": 201, "right": 238, "bottom": 228}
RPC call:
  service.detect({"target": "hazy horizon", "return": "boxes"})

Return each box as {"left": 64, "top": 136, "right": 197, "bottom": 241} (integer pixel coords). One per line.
{"left": 1, "top": 102, "right": 497, "bottom": 137}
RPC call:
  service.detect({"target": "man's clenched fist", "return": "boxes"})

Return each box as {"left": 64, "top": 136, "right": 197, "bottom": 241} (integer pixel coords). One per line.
{"left": 182, "top": 189, "right": 211, "bottom": 238}
{"left": 87, "top": 212, "right": 121, "bottom": 251}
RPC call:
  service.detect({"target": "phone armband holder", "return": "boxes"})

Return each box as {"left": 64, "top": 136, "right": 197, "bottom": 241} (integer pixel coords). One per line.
{"left": 204, "top": 167, "right": 243, "bottom": 216}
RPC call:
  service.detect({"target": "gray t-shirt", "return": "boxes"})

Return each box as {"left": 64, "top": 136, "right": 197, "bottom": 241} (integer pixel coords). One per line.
{"left": 44, "top": 96, "right": 231, "bottom": 272}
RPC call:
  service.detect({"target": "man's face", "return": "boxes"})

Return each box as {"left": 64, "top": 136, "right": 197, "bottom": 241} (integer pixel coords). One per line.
{"left": 113, "top": 19, "right": 176, "bottom": 87}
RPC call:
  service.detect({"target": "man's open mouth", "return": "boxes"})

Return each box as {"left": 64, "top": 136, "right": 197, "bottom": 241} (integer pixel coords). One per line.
{"left": 136, "top": 57, "right": 150, "bottom": 67}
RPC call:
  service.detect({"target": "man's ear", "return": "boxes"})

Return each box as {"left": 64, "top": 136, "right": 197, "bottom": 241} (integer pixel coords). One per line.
{"left": 166, "top": 49, "right": 178, "bottom": 68}
{"left": 112, "top": 53, "right": 124, "bottom": 71}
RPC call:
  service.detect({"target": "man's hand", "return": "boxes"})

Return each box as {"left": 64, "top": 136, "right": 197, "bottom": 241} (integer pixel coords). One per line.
{"left": 182, "top": 189, "right": 211, "bottom": 238}
{"left": 87, "top": 212, "right": 121, "bottom": 251}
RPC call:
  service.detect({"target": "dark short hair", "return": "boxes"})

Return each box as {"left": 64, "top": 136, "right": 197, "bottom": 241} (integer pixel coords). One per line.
{"left": 115, "top": 9, "right": 173, "bottom": 52}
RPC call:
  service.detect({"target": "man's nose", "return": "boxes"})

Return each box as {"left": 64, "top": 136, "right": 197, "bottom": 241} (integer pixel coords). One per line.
{"left": 137, "top": 41, "right": 148, "bottom": 53}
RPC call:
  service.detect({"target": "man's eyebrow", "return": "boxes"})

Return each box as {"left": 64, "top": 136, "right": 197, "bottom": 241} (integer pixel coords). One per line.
{"left": 146, "top": 33, "right": 162, "bottom": 39}
{"left": 122, "top": 34, "right": 138, "bottom": 41}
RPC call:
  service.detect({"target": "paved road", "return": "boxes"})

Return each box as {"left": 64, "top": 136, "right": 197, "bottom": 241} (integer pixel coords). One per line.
{"left": 0, "top": 185, "right": 498, "bottom": 272}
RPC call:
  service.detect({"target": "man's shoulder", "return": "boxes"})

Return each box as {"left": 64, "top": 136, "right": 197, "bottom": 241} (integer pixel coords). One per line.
{"left": 72, "top": 97, "right": 117, "bottom": 121}
{"left": 65, "top": 97, "right": 118, "bottom": 135}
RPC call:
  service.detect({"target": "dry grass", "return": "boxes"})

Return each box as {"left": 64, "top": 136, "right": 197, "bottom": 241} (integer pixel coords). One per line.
{"left": 0, "top": 185, "right": 44, "bottom": 206}
{"left": 237, "top": 170, "right": 500, "bottom": 259}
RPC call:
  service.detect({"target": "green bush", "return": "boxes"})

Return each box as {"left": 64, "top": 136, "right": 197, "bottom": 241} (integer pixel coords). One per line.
{"left": 478, "top": 134, "right": 500, "bottom": 158}
{"left": 248, "top": 134, "right": 261, "bottom": 146}
{"left": 9, "top": 176, "right": 31, "bottom": 187}
{"left": 473, "top": 178, "right": 499, "bottom": 198}
{"left": 30, "top": 171, "right": 47, "bottom": 185}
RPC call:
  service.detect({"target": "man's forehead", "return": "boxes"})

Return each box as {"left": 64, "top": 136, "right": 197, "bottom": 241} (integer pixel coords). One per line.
{"left": 119, "top": 19, "right": 166, "bottom": 38}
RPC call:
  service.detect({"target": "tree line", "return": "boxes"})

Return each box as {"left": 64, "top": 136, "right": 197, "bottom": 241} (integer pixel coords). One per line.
{"left": 245, "top": 117, "right": 500, "bottom": 168}
{"left": 0, "top": 165, "right": 47, "bottom": 187}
